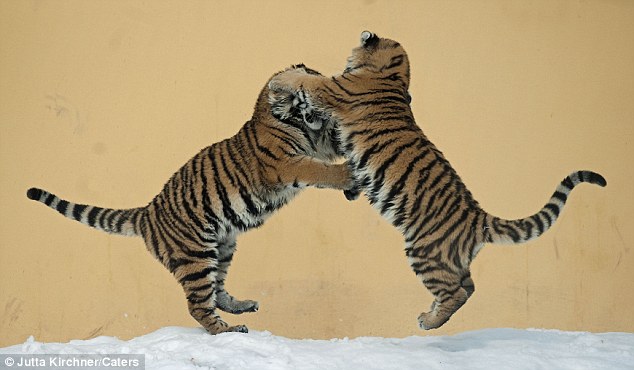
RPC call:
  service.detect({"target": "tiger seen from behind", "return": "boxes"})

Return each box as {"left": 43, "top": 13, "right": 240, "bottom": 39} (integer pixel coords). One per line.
{"left": 27, "top": 65, "right": 355, "bottom": 335}
{"left": 268, "top": 31, "right": 607, "bottom": 330}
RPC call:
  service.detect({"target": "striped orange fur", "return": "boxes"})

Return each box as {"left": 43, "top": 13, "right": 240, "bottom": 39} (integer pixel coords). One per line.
{"left": 268, "top": 31, "right": 607, "bottom": 330}
{"left": 27, "top": 65, "right": 354, "bottom": 334}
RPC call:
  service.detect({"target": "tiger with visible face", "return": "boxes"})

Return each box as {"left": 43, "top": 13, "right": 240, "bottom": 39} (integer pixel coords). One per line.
{"left": 268, "top": 31, "right": 606, "bottom": 330}
{"left": 27, "top": 65, "right": 354, "bottom": 334}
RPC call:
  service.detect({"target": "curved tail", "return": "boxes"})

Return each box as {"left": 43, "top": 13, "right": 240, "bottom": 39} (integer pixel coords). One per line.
{"left": 26, "top": 187, "right": 146, "bottom": 237}
{"left": 484, "top": 170, "right": 606, "bottom": 244}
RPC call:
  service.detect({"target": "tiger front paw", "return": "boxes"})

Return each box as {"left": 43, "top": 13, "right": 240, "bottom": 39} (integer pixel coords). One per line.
{"left": 227, "top": 299, "right": 259, "bottom": 315}
{"left": 268, "top": 68, "right": 305, "bottom": 94}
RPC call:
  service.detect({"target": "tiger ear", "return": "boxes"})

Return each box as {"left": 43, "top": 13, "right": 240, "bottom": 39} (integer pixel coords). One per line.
{"left": 360, "top": 31, "right": 378, "bottom": 47}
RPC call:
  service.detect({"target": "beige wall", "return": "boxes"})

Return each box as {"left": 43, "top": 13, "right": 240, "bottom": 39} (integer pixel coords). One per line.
{"left": 1, "top": 0, "right": 633, "bottom": 346}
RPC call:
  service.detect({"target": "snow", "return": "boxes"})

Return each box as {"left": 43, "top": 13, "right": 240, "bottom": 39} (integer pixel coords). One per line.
{"left": 2, "top": 327, "right": 633, "bottom": 370}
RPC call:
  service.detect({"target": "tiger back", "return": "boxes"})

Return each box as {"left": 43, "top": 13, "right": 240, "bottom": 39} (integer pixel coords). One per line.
{"left": 268, "top": 31, "right": 607, "bottom": 330}
{"left": 26, "top": 65, "right": 354, "bottom": 335}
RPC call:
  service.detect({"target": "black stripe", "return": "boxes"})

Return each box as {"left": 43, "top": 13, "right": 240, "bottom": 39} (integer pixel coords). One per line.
{"left": 243, "top": 123, "right": 275, "bottom": 173}
{"left": 542, "top": 211, "right": 553, "bottom": 228}
{"left": 190, "top": 282, "right": 214, "bottom": 292}
{"left": 87, "top": 207, "right": 101, "bottom": 227}
{"left": 240, "top": 189, "right": 259, "bottom": 216}
{"left": 497, "top": 220, "right": 521, "bottom": 243}
{"left": 423, "top": 208, "right": 471, "bottom": 255}
{"left": 331, "top": 77, "right": 368, "bottom": 97}
{"left": 225, "top": 139, "right": 256, "bottom": 190}
{"left": 98, "top": 208, "right": 111, "bottom": 230}
{"left": 365, "top": 125, "right": 415, "bottom": 142}
{"left": 107, "top": 210, "right": 121, "bottom": 232}
{"left": 180, "top": 266, "right": 217, "bottom": 283}
{"left": 187, "top": 290, "right": 214, "bottom": 304}
{"left": 370, "top": 138, "right": 420, "bottom": 196}
{"left": 144, "top": 214, "right": 163, "bottom": 260}
{"left": 44, "top": 193, "right": 55, "bottom": 206}
{"left": 218, "top": 145, "right": 237, "bottom": 188}
{"left": 56, "top": 200, "right": 69, "bottom": 215}
{"left": 341, "top": 73, "right": 354, "bottom": 82}
{"left": 423, "top": 277, "right": 450, "bottom": 289}
{"left": 383, "top": 149, "right": 431, "bottom": 216}
{"left": 115, "top": 211, "right": 129, "bottom": 233}
{"left": 553, "top": 191, "right": 568, "bottom": 203}
{"left": 420, "top": 195, "right": 462, "bottom": 239}
{"left": 73, "top": 204, "right": 88, "bottom": 221}
{"left": 106, "top": 211, "right": 119, "bottom": 232}
{"left": 449, "top": 237, "right": 463, "bottom": 268}
{"left": 151, "top": 206, "right": 179, "bottom": 259}
{"left": 385, "top": 55, "right": 404, "bottom": 70}
{"left": 129, "top": 208, "right": 143, "bottom": 235}
{"left": 209, "top": 146, "right": 245, "bottom": 230}
{"left": 411, "top": 261, "right": 440, "bottom": 275}
{"left": 409, "top": 158, "right": 439, "bottom": 215}
{"left": 181, "top": 248, "right": 219, "bottom": 259}
{"left": 532, "top": 214, "right": 545, "bottom": 235}
{"left": 269, "top": 131, "right": 303, "bottom": 154}
{"left": 406, "top": 194, "right": 460, "bottom": 244}
{"left": 249, "top": 123, "right": 279, "bottom": 161}
{"left": 351, "top": 94, "right": 409, "bottom": 107}
{"left": 169, "top": 256, "right": 195, "bottom": 272}
{"left": 177, "top": 165, "right": 211, "bottom": 243}
{"left": 523, "top": 219, "right": 534, "bottom": 241}
{"left": 190, "top": 155, "right": 200, "bottom": 210}
{"left": 407, "top": 173, "right": 453, "bottom": 239}
{"left": 545, "top": 203, "right": 560, "bottom": 218}
{"left": 217, "top": 144, "right": 259, "bottom": 217}
{"left": 392, "top": 193, "right": 409, "bottom": 227}
{"left": 358, "top": 138, "right": 399, "bottom": 169}
{"left": 158, "top": 190, "right": 203, "bottom": 247}
{"left": 198, "top": 155, "right": 220, "bottom": 232}
{"left": 425, "top": 189, "right": 458, "bottom": 232}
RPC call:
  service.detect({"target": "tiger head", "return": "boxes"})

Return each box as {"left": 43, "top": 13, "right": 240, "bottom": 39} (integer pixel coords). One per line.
{"left": 268, "top": 64, "right": 331, "bottom": 131}
{"left": 344, "top": 31, "right": 411, "bottom": 97}
{"left": 266, "top": 65, "right": 343, "bottom": 159}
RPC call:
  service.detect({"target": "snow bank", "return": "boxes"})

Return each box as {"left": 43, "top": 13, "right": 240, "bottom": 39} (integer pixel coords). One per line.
{"left": 2, "top": 327, "right": 633, "bottom": 369}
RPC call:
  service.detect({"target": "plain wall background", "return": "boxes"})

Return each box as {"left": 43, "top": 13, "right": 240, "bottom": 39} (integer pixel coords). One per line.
{"left": 1, "top": 0, "right": 633, "bottom": 346}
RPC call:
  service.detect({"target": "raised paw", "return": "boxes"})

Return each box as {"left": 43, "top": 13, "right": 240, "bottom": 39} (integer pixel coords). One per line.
{"left": 217, "top": 295, "right": 259, "bottom": 315}
{"left": 268, "top": 77, "right": 289, "bottom": 94}
{"left": 229, "top": 299, "right": 259, "bottom": 315}
{"left": 268, "top": 68, "right": 305, "bottom": 93}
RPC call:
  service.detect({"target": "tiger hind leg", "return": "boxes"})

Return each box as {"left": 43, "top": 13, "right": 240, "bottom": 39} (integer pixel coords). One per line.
{"left": 418, "top": 271, "right": 470, "bottom": 330}
{"left": 215, "top": 239, "right": 259, "bottom": 314}
{"left": 408, "top": 250, "right": 473, "bottom": 330}
{"left": 428, "top": 274, "right": 475, "bottom": 312}
{"left": 179, "top": 260, "right": 248, "bottom": 334}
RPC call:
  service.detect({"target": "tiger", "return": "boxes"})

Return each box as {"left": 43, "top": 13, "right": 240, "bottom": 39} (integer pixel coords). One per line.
{"left": 26, "top": 64, "right": 355, "bottom": 335}
{"left": 267, "top": 31, "right": 607, "bottom": 330}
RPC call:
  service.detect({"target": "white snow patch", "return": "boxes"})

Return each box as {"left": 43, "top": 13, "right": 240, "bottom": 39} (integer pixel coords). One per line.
{"left": 2, "top": 327, "right": 633, "bottom": 370}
